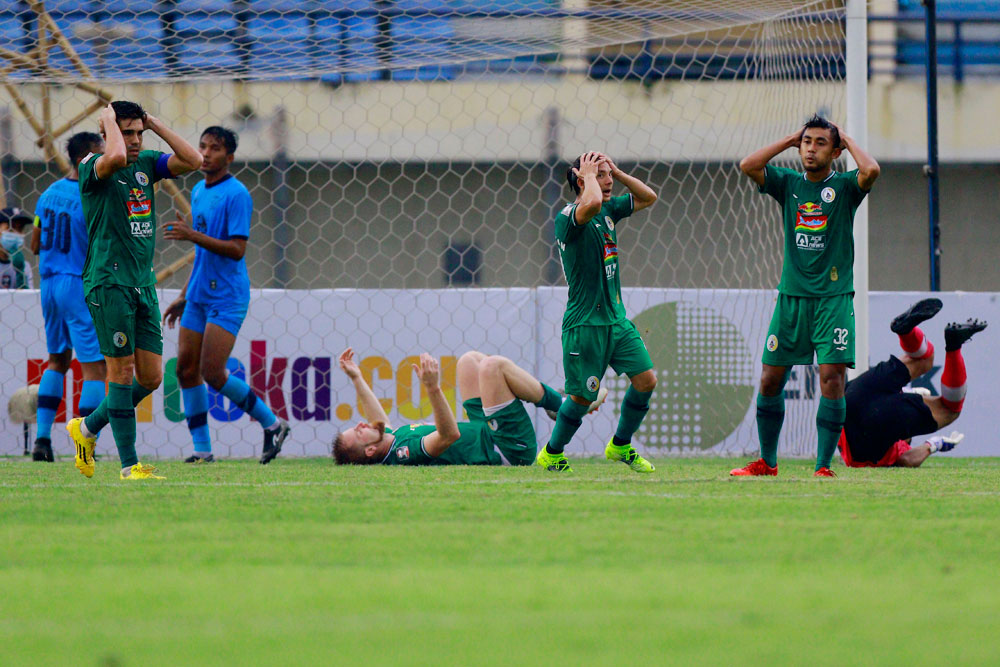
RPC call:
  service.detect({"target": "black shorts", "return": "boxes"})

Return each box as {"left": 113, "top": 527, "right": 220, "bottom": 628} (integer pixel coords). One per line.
{"left": 843, "top": 356, "right": 939, "bottom": 464}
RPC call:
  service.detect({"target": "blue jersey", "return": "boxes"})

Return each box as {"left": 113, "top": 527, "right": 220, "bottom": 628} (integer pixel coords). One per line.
{"left": 187, "top": 175, "right": 252, "bottom": 305}
{"left": 34, "top": 178, "right": 89, "bottom": 277}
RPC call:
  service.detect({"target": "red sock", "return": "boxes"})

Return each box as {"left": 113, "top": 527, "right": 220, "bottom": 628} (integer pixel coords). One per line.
{"left": 940, "top": 348, "right": 967, "bottom": 412}
{"left": 898, "top": 326, "right": 932, "bottom": 359}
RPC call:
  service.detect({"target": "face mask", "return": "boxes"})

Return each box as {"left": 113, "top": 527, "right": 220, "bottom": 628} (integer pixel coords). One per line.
{"left": 1, "top": 230, "right": 24, "bottom": 253}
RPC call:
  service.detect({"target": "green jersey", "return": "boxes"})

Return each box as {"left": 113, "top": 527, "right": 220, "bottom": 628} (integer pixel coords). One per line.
{"left": 381, "top": 422, "right": 501, "bottom": 466}
{"left": 79, "top": 149, "right": 168, "bottom": 291}
{"left": 760, "top": 165, "right": 868, "bottom": 297}
{"left": 555, "top": 194, "right": 634, "bottom": 330}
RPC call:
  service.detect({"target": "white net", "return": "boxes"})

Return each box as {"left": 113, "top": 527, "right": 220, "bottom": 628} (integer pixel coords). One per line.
{"left": 1, "top": 0, "right": 848, "bottom": 460}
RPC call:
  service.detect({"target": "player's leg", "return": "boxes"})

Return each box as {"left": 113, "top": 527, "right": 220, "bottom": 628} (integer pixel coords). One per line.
{"left": 457, "top": 350, "right": 486, "bottom": 402}
{"left": 33, "top": 350, "right": 71, "bottom": 462}
{"left": 812, "top": 294, "right": 854, "bottom": 476}
{"left": 477, "top": 355, "right": 547, "bottom": 466}
{"left": 891, "top": 298, "right": 942, "bottom": 358}
{"left": 605, "top": 320, "right": 656, "bottom": 472}
{"left": 202, "top": 302, "right": 289, "bottom": 465}
{"left": 176, "top": 301, "right": 212, "bottom": 461}
{"left": 939, "top": 318, "right": 987, "bottom": 413}
{"left": 63, "top": 273, "right": 107, "bottom": 426}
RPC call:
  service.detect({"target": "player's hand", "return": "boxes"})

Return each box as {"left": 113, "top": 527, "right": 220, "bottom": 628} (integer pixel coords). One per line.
{"left": 98, "top": 103, "right": 116, "bottom": 135}
{"left": 162, "top": 218, "right": 195, "bottom": 242}
{"left": 142, "top": 112, "right": 157, "bottom": 132}
{"left": 572, "top": 151, "right": 601, "bottom": 180}
{"left": 785, "top": 131, "right": 802, "bottom": 149}
{"left": 828, "top": 121, "right": 848, "bottom": 149}
{"left": 162, "top": 297, "right": 186, "bottom": 329}
{"left": 600, "top": 153, "right": 622, "bottom": 178}
{"left": 413, "top": 353, "right": 440, "bottom": 390}
{"left": 338, "top": 348, "right": 362, "bottom": 380}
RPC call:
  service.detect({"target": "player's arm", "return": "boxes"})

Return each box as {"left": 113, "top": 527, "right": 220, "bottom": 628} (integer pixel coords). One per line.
{"left": 144, "top": 114, "right": 201, "bottom": 177}
{"left": 739, "top": 132, "right": 801, "bottom": 187}
{"left": 162, "top": 273, "right": 191, "bottom": 329}
{"left": 602, "top": 154, "right": 657, "bottom": 212}
{"left": 94, "top": 104, "right": 128, "bottom": 180}
{"left": 338, "top": 348, "right": 392, "bottom": 428}
{"left": 161, "top": 218, "right": 247, "bottom": 260}
{"left": 412, "top": 353, "right": 460, "bottom": 457}
{"left": 832, "top": 123, "right": 880, "bottom": 191}
{"left": 572, "top": 151, "right": 603, "bottom": 225}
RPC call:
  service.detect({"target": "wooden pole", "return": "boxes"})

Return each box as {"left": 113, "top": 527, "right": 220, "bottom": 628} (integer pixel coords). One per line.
{"left": 35, "top": 98, "right": 106, "bottom": 147}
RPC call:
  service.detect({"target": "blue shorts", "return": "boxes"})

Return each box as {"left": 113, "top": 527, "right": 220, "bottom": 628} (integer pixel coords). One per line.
{"left": 179, "top": 298, "right": 248, "bottom": 337}
{"left": 41, "top": 273, "right": 102, "bottom": 362}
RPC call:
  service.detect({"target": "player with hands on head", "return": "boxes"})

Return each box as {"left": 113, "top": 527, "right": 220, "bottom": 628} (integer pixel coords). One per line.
{"left": 161, "top": 126, "right": 289, "bottom": 464}
{"left": 65, "top": 100, "right": 201, "bottom": 480}
{"left": 333, "top": 347, "right": 572, "bottom": 466}
{"left": 731, "top": 114, "right": 880, "bottom": 478}
{"left": 536, "top": 150, "right": 658, "bottom": 473}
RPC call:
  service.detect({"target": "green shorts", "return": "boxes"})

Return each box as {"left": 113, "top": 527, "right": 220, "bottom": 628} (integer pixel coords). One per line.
{"left": 562, "top": 319, "right": 654, "bottom": 402}
{"left": 762, "top": 292, "right": 854, "bottom": 367}
{"left": 463, "top": 398, "right": 537, "bottom": 466}
{"left": 86, "top": 284, "right": 163, "bottom": 358}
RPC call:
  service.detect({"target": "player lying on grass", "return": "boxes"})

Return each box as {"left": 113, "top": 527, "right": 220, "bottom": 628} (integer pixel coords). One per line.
{"left": 731, "top": 115, "right": 880, "bottom": 478}
{"left": 536, "top": 151, "right": 659, "bottom": 473}
{"left": 837, "top": 298, "right": 986, "bottom": 468}
{"left": 333, "top": 348, "right": 603, "bottom": 466}
{"left": 28, "top": 132, "right": 108, "bottom": 462}
{"left": 66, "top": 101, "right": 201, "bottom": 480}
{"left": 162, "top": 126, "right": 290, "bottom": 465}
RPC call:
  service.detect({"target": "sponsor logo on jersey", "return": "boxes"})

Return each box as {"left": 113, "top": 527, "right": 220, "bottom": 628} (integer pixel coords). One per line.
{"left": 766, "top": 334, "right": 778, "bottom": 352}
{"left": 126, "top": 187, "right": 154, "bottom": 237}
{"left": 586, "top": 376, "right": 600, "bottom": 392}
{"left": 602, "top": 232, "right": 618, "bottom": 264}
{"left": 821, "top": 186, "right": 835, "bottom": 203}
{"left": 795, "top": 202, "right": 827, "bottom": 235}
{"left": 395, "top": 445, "right": 410, "bottom": 461}
{"left": 135, "top": 171, "right": 149, "bottom": 186}
{"left": 796, "top": 232, "right": 826, "bottom": 251}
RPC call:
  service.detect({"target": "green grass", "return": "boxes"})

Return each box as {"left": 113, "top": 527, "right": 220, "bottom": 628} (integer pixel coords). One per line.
{"left": 3, "top": 456, "right": 1000, "bottom": 666}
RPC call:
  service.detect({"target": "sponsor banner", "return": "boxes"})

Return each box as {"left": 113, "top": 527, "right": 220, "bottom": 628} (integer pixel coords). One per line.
{"left": 1, "top": 288, "right": 996, "bottom": 458}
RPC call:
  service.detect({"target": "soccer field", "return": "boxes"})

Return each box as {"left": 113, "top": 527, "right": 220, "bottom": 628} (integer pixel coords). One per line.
{"left": 3, "top": 457, "right": 1000, "bottom": 665}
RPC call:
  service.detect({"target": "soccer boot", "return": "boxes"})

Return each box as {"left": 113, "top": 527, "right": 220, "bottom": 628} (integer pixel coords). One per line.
{"left": 605, "top": 439, "right": 655, "bottom": 473}
{"left": 121, "top": 462, "right": 165, "bottom": 480}
{"left": 535, "top": 447, "right": 573, "bottom": 472}
{"left": 890, "top": 298, "right": 943, "bottom": 335}
{"left": 944, "top": 318, "right": 987, "bottom": 351}
{"left": 729, "top": 458, "right": 778, "bottom": 476}
{"left": 184, "top": 453, "right": 215, "bottom": 463}
{"left": 260, "top": 419, "right": 291, "bottom": 465}
{"left": 66, "top": 417, "right": 97, "bottom": 478}
{"left": 814, "top": 467, "right": 836, "bottom": 478}
{"left": 545, "top": 386, "right": 609, "bottom": 421}
{"left": 32, "top": 437, "right": 54, "bottom": 462}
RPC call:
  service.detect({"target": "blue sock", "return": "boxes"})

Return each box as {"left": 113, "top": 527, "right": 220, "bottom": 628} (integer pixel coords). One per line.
{"left": 36, "top": 370, "right": 64, "bottom": 440}
{"left": 182, "top": 384, "right": 212, "bottom": 454}
{"left": 220, "top": 374, "right": 277, "bottom": 430}
{"left": 78, "top": 380, "right": 106, "bottom": 419}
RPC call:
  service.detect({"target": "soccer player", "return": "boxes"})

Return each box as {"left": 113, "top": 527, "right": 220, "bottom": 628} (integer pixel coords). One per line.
{"left": 838, "top": 298, "right": 986, "bottom": 468}
{"left": 730, "top": 115, "right": 880, "bottom": 478}
{"left": 27, "top": 132, "right": 108, "bottom": 462}
{"left": 65, "top": 101, "right": 201, "bottom": 480}
{"left": 0, "top": 207, "right": 34, "bottom": 289}
{"left": 535, "top": 151, "right": 658, "bottom": 473}
{"left": 161, "top": 126, "right": 290, "bottom": 464}
{"left": 332, "top": 347, "right": 584, "bottom": 466}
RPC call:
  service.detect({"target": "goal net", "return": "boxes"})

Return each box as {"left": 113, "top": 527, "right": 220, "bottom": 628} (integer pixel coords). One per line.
{"left": 0, "top": 0, "right": 848, "bottom": 460}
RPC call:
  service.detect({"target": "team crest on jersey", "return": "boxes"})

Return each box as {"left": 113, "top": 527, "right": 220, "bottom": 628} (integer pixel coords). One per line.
{"left": 395, "top": 446, "right": 410, "bottom": 461}
{"left": 766, "top": 335, "right": 778, "bottom": 352}
{"left": 821, "top": 187, "right": 835, "bottom": 203}
{"left": 604, "top": 215, "right": 614, "bottom": 231}
{"left": 135, "top": 171, "right": 149, "bottom": 186}
{"left": 488, "top": 419, "right": 498, "bottom": 432}
{"left": 586, "top": 376, "right": 600, "bottom": 392}
{"left": 113, "top": 332, "right": 128, "bottom": 348}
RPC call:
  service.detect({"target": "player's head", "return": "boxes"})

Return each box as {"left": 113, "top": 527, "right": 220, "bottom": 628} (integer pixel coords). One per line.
{"left": 798, "top": 114, "right": 842, "bottom": 173}
{"left": 66, "top": 131, "right": 104, "bottom": 167}
{"left": 566, "top": 154, "right": 614, "bottom": 201}
{"left": 199, "top": 126, "right": 238, "bottom": 176}
{"left": 332, "top": 420, "right": 388, "bottom": 465}
{"left": 106, "top": 100, "right": 147, "bottom": 164}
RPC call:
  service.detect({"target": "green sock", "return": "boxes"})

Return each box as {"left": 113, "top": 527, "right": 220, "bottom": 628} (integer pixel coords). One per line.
{"left": 536, "top": 383, "right": 564, "bottom": 413}
{"left": 108, "top": 382, "right": 138, "bottom": 468}
{"left": 84, "top": 397, "right": 110, "bottom": 436}
{"left": 815, "top": 396, "right": 846, "bottom": 471}
{"left": 131, "top": 378, "right": 154, "bottom": 407}
{"left": 546, "top": 398, "right": 590, "bottom": 455}
{"left": 613, "top": 386, "right": 652, "bottom": 445}
{"left": 756, "top": 392, "right": 785, "bottom": 468}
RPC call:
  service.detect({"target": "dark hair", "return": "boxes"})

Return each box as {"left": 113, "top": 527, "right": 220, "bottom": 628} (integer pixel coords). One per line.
{"left": 201, "top": 126, "right": 238, "bottom": 154}
{"left": 566, "top": 156, "right": 583, "bottom": 195}
{"left": 801, "top": 114, "right": 841, "bottom": 148}
{"left": 110, "top": 100, "right": 146, "bottom": 123}
{"left": 332, "top": 431, "right": 373, "bottom": 465}
{"left": 66, "top": 131, "right": 103, "bottom": 165}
